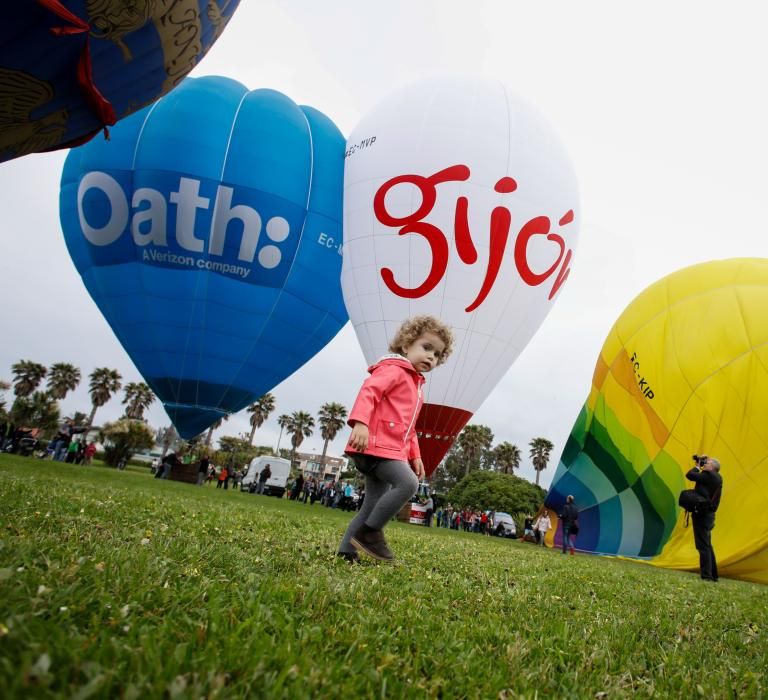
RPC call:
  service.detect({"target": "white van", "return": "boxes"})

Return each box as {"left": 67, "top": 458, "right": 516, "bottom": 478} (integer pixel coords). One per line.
{"left": 241, "top": 456, "right": 291, "bottom": 497}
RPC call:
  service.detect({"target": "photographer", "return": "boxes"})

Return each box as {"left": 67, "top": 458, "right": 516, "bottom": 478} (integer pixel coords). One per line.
{"left": 686, "top": 455, "right": 723, "bottom": 582}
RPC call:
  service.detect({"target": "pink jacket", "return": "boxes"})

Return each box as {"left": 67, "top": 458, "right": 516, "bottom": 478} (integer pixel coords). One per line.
{"left": 346, "top": 355, "right": 425, "bottom": 463}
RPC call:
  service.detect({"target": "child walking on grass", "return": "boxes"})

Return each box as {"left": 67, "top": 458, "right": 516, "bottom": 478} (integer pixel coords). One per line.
{"left": 338, "top": 316, "right": 454, "bottom": 563}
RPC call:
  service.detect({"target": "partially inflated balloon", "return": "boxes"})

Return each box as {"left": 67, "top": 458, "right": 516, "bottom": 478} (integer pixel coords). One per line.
{"left": 1, "top": 0, "right": 240, "bottom": 162}
{"left": 342, "top": 78, "right": 579, "bottom": 474}
{"left": 545, "top": 259, "right": 768, "bottom": 583}
{"left": 60, "top": 76, "right": 347, "bottom": 438}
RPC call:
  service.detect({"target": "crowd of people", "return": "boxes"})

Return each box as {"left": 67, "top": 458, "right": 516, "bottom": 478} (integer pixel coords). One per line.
{"left": 1, "top": 417, "right": 98, "bottom": 464}
{"left": 434, "top": 506, "right": 499, "bottom": 534}
{"left": 284, "top": 475, "right": 363, "bottom": 511}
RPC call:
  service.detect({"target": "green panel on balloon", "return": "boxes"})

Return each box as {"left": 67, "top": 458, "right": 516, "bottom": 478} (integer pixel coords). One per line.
{"left": 545, "top": 258, "right": 768, "bottom": 585}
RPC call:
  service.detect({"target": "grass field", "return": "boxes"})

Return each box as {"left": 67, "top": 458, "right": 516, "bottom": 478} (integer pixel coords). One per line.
{"left": 0, "top": 454, "right": 766, "bottom": 699}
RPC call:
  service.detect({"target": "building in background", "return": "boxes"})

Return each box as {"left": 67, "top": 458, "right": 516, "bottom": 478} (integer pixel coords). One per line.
{"left": 295, "top": 451, "right": 348, "bottom": 481}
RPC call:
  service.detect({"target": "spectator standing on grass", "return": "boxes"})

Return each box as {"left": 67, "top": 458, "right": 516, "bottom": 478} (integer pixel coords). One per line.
{"left": 216, "top": 466, "right": 228, "bottom": 489}
{"left": 84, "top": 442, "right": 97, "bottom": 465}
{"left": 65, "top": 438, "right": 79, "bottom": 463}
{"left": 559, "top": 496, "right": 579, "bottom": 555}
{"left": 524, "top": 516, "right": 535, "bottom": 541}
{"left": 302, "top": 477, "right": 312, "bottom": 503}
{"left": 53, "top": 418, "right": 73, "bottom": 461}
{"left": 197, "top": 455, "right": 210, "bottom": 486}
{"left": 686, "top": 456, "right": 723, "bottom": 582}
{"left": 337, "top": 315, "right": 454, "bottom": 563}
{"left": 343, "top": 482, "right": 354, "bottom": 511}
{"left": 534, "top": 511, "right": 551, "bottom": 546}
{"left": 424, "top": 494, "right": 434, "bottom": 527}
{"left": 256, "top": 463, "right": 271, "bottom": 495}
{"left": 291, "top": 474, "right": 304, "bottom": 500}
{"left": 162, "top": 451, "right": 182, "bottom": 480}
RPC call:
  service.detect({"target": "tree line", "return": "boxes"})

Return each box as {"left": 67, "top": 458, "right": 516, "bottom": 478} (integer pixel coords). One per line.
{"left": 431, "top": 425, "right": 555, "bottom": 491}
{"left": 1, "top": 360, "right": 556, "bottom": 485}
{"left": 0, "top": 360, "right": 351, "bottom": 473}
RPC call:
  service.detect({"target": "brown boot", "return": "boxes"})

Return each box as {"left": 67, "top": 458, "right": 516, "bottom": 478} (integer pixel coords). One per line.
{"left": 569, "top": 547, "right": 575, "bottom": 555}
{"left": 351, "top": 525, "right": 394, "bottom": 562}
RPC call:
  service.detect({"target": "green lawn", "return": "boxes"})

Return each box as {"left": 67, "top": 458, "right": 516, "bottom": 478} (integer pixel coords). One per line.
{"left": 0, "top": 454, "right": 766, "bottom": 699}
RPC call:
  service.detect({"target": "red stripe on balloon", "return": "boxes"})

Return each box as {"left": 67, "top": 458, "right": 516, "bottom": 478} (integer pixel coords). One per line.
{"left": 416, "top": 403, "right": 473, "bottom": 477}
{"left": 38, "top": 0, "right": 117, "bottom": 134}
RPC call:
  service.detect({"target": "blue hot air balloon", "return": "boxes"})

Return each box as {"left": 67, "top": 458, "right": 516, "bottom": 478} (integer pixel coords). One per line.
{"left": 0, "top": 0, "right": 240, "bottom": 163}
{"left": 60, "top": 75, "right": 348, "bottom": 438}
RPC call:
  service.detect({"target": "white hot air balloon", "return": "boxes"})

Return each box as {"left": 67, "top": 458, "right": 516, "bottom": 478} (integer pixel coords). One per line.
{"left": 342, "top": 77, "right": 579, "bottom": 474}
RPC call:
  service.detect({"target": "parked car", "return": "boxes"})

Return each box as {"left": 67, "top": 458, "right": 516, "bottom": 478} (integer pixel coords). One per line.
{"left": 492, "top": 512, "right": 517, "bottom": 538}
{"left": 241, "top": 456, "right": 291, "bottom": 497}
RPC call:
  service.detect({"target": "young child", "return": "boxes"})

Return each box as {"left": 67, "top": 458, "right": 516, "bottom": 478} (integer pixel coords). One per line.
{"left": 338, "top": 315, "right": 454, "bottom": 562}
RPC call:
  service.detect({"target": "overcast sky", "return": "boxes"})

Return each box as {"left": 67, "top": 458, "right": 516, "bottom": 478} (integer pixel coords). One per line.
{"left": 1, "top": 1, "right": 766, "bottom": 487}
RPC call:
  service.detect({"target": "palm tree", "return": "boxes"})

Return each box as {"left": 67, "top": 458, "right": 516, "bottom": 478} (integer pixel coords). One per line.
{"left": 87, "top": 367, "right": 122, "bottom": 428}
{"left": 529, "top": 437, "right": 555, "bottom": 486}
{"left": 10, "top": 391, "right": 59, "bottom": 431}
{"left": 122, "top": 382, "right": 155, "bottom": 420}
{"left": 11, "top": 360, "right": 47, "bottom": 398}
{"left": 205, "top": 415, "right": 228, "bottom": 446}
{"left": 46, "top": 362, "right": 81, "bottom": 400}
{"left": 286, "top": 410, "right": 315, "bottom": 467}
{"left": 457, "top": 424, "right": 494, "bottom": 476}
{"left": 493, "top": 441, "right": 522, "bottom": 474}
{"left": 317, "top": 402, "right": 347, "bottom": 477}
{"left": 276, "top": 413, "right": 292, "bottom": 452}
{"left": 247, "top": 393, "right": 276, "bottom": 445}
{"left": 70, "top": 411, "right": 89, "bottom": 427}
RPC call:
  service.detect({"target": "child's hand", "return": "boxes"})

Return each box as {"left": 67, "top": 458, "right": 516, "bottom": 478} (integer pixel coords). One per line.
{"left": 348, "top": 422, "right": 369, "bottom": 451}
{"left": 411, "top": 458, "right": 425, "bottom": 479}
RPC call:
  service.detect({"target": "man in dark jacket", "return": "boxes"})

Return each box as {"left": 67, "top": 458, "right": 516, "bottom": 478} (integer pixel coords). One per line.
{"left": 686, "top": 457, "right": 723, "bottom": 581}
{"left": 257, "top": 464, "right": 272, "bottom": 495}
{"left": 559, "top": 495, "right": 579, "bottom": 555}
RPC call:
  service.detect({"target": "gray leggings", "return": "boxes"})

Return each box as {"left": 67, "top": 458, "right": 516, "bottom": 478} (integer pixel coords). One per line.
{"left": 338, "top": 459, "right": 419, "bottom": 554}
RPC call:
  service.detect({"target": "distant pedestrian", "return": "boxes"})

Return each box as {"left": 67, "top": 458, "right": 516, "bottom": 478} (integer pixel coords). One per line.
{"left": 197, "top": 455, "right": 210, "bottom": 486}
{"left": 84, "top": 442, "right": 97, "bottom": 465}
{"left": 291, "top": 474, "right": 304, "bottom": 500}
{"left": 161, "top": 451, "right": 181, "bottom": 479}
{"left": 559, "top": 496, "right": 579, "bottom": 555}
{"left": 257, "top": 464, "right": 272, "bottom": 495}
{"left": 423, "top": 495, "right": 434, "bottom": 527}
{"left": 302, "top": 477, "right": 313, "bottom": 503}
{"left": 534, "top": 511, "right": 551, "bottom": 546}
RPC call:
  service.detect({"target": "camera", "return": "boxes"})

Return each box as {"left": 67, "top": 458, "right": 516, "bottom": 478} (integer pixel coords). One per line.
{"left": 692, "top": 454, "right": 708, "bottom": 468}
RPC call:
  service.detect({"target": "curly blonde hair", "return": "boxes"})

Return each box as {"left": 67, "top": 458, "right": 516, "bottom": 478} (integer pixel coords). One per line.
{"left": 388, "top": 315, "right": 454, "bottom": 365}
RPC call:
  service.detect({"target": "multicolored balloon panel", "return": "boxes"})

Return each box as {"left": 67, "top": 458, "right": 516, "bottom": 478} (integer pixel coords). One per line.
{"left": 0, "top": 0, "right": 240, "bottom": 163}
{"left": 60, "top": 76, "right": 348, "bottom": 438}
{"left": 545, "top": 258, "right": 768, "bottom": 583}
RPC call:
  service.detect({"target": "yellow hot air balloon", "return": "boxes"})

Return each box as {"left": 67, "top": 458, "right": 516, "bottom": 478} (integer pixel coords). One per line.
{"left": 545, "top": 258, "right": 768, "bottom": 583}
